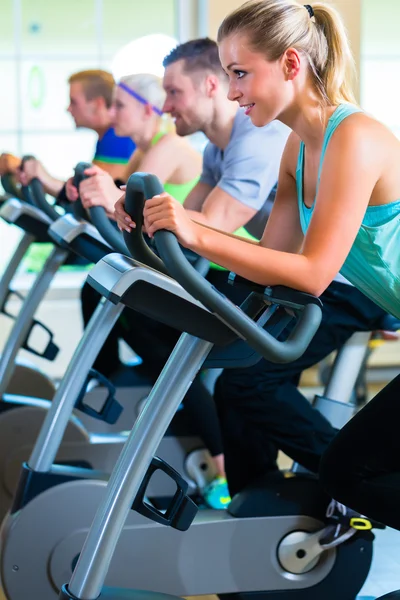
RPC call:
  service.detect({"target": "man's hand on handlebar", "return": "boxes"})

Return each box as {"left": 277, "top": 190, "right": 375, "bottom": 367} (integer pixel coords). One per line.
{"left": 16, "top": 158, "right": 64, "bottom": 197}
{"left": 16, "top": 158, "right": 48, "bottom": 186}
{"left": 78, "top": 165, "right": 122, "bottom": 217}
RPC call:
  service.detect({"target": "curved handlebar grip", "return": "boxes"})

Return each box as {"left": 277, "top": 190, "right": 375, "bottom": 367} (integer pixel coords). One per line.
{"left": 1, "top": 174, "right": 22, "bottom": 200}
{"left": 19, "top": 155, "right": 38, "bottom": 206}
{"left": 19, "top": 154, "right": 59, "bottom": 219}
{"left": 73, "top": 162, "right": 128, "bottom": 253}
{"left": 29, "top": 178, "right": 60, "bottom": 221}
{"left": 89, "top": 206, "right": 128, "bottom": 255}
{"left": 122, "top": 173, "right": 169, "bottom": 275}
{"left": 72, "top": 162, "right": 92, "bottom": 221}
{"left": 154, "top": 230, "right": 322, "bottom": 363}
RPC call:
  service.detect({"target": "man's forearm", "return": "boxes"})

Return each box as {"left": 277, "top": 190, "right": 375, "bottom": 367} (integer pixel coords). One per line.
{"left": 185, "top": 210, "right": 259, "bottom": 245}
{"left": 186, "top": 209, "right": 259, "bottom": 244}
{"left": 186, "top": 208, "right": 210, "bottom": 226}
{"left": 42, "top": 176, "right": 65, "bottom": 197}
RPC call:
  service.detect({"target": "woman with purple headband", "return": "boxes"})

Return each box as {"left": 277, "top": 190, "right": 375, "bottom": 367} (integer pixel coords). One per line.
{"left": 70, "top": 72, "right": 201, "bottom": 213}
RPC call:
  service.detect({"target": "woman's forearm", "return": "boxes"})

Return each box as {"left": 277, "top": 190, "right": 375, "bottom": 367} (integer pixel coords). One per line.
{"left": 194, "top": 220, "right": 260, "bottom": 244}
{"left": 191, "top": 223, "right": 322, "bottom": 294}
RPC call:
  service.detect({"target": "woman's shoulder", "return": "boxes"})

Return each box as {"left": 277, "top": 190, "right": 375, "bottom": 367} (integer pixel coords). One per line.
{"left": 325, "top": 110, "right": 400, "bottom": 177}
{"left": 332, "top": 110, "right": 395, "bottom": 145}
{"left": 285, "top": 130, "right": 302, "bottom": 152}
{"left": 152, "top": 131, "right": 193, "bottom": 153}
{"left": 153, "top": 131, "right": 178, "bottom": 147}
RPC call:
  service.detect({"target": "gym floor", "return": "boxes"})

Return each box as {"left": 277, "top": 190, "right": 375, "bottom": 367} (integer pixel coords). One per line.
{"left": 358, "top": 527, "right": 400, "bottom": 598}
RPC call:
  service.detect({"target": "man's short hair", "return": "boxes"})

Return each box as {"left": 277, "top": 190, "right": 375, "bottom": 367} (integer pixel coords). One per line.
{"left": 68, "top": 69, "right": 115, "bottom": 108}
{"left": 163, "top": 38, "right": 225, "bottom": 79}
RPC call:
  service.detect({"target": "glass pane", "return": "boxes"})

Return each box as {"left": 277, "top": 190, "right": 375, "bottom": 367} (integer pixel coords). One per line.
{"left": 102, "top": 0, "right": 176, "bottom": 56}
{"left": 0, "top": 221, "right": 23, "bottom": 274}
{"left": 0, "top": 133, "right": 19, "bottom": 157}
{"left": 21, "top": 0, "right": 98, "bottom": 56}
{"left": 0, "top": 60, "right": 18, "bottom": 130}
{"left": 0, "top": 136, "right": 24, "bottom": 272}
{"left": 361, "top": 60, "right": 400, "bottom": 130}
{"left": 0, "top": 135, "right": 20, "bottom": 201}
{"left": 362, "top": 0, "right": 400, "bottom": 56}
{"left": 20, "top": 60, "right": 103, "bottom": 132}
{"left": 21, "top": 131, "right": 97, "bottom": 181}
{"left": 111, "top": 34, "right": 179, "bottom": 79}
{"left": 0, "top": 0, "right": 15, "bottom": 54}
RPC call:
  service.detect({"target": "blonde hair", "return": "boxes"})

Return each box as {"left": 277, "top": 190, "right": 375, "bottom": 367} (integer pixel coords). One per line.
{"left": 68, "top": 69, "right": 115, "bottom": 108}
{"left": 119, "top": 73, "right": 174, "bottom": 132}
{"left": 119, "top": 73, "right": 166, "bottom": 113}
{"left": 217, "top": 0, "right": 357, "bottom": 107}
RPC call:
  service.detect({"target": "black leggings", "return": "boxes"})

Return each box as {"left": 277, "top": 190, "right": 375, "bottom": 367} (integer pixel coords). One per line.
{"left": 214, "top": 282, "right": 387, "bottom": 496}
{"left": 81, "top": 269, "right": 248, "bottom": 459}
{"left": 320, "top": 373, "right": 400, "bottom": 531}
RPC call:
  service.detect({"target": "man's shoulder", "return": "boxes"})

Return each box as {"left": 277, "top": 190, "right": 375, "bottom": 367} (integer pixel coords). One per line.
{"left": 95, "top": 128, "right": 135, "bottom": 161}
{"left": 101, "top": 127, "right": 132, "bottom": 144}
{"left": 234, "top": 111, "right": 290, "bottom": 141}
{"left": 97, "top": 127, "right": 117, "bottom": 144}
{"left": 230, "top": 110, "right": 290, "bottom": 146}
{"left": 202, "top": 140, "right": 219, "bottom": 162}
{"left": 226, "top": 114, "right": 289, "bottom": 161}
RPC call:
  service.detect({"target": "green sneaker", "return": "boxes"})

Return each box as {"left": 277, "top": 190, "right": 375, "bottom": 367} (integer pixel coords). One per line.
{"left": 203, "top": 476, "right": 231, "bottom": 510}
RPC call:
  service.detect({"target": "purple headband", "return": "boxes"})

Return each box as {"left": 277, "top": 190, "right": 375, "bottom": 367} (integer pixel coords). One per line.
{"left": 118, "top": 82, "right": 163, "bottom": 116}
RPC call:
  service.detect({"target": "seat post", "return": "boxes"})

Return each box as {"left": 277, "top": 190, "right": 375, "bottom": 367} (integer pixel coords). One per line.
{"left": 324, "top": 331, "right": 372, "bottom": 403}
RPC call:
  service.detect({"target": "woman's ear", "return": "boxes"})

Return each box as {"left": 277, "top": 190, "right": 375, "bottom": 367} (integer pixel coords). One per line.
{"left": 283, "top": 48, "right": 301, "bottom": 80}
{"left": 144, "top": 103, "right": 153, "bottom": 119}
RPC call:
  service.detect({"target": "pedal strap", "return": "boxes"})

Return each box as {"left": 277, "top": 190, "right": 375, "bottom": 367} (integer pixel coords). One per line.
{"left": 327, "top": 512, "right": 385, "bottom": 532}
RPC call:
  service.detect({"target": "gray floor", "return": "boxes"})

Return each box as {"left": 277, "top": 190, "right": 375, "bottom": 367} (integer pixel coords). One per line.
{"left": 358, "top": 527, "right": 400, "bottom": 599}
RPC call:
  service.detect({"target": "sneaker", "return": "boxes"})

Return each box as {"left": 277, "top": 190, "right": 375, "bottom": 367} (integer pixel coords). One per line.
{"left": 203, "top": 476, "right": 231, "bottom": 510}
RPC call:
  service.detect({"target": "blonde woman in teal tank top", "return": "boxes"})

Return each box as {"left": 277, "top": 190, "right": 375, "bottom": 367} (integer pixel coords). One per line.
{"left": 143, "top": 3, "right": 400, "bottom": 592}
{"left": 75, "top": 72, "right": 201, "bottom": 213}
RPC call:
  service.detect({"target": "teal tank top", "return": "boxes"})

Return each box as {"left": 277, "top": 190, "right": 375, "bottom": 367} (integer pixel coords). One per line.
{"left": 297, "top": 103, "right": 400, "bottom": 319}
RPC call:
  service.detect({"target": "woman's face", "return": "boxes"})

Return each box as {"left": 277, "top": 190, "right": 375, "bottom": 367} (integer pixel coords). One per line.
{"left": 110, "top": 86, "right": 145, "bottom": 138}
{"left": 219, "top": 34, "right": 292, "bottom": 127}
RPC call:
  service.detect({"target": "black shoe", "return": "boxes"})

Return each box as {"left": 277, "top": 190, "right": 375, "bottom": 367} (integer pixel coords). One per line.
{"left": 376, "top": 592, "right": 400, "bottom": 599}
